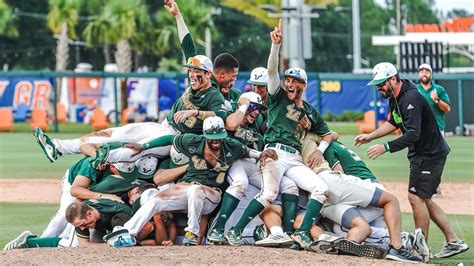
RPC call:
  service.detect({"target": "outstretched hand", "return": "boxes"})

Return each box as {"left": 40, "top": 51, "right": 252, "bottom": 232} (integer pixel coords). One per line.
{"left": 164, "top": 0, "right": 180, "bottom": 17}
{"left": 270, "top": 19, "right": 282, "bottom": 44}
{"left": 259, "top": 149, "right": 278, "bottom": 168}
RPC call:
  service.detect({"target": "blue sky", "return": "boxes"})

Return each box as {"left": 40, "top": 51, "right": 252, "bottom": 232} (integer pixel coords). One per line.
{"left": 374, "top": 0, "right": 473, "bottom": 15}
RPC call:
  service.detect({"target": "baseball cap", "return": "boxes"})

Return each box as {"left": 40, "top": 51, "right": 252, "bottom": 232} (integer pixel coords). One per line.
{"left": 248, "top": 67, "right": 268, "bottom": 86}
{"left": 283, "top": 67, "right": 307, "bottom": 84}
{"left": 239, "top": 92, "right": 267, "bottom": 111}
{"left": 418, "top": 63, "right": 432, "bottom": 73}
{"left": 114, "top": 155, "right": 160, "bottom": 181}
{"left": 367, "top": 62, "right": 398, "bottom": 86}
{"left": 183, "top": 55, "right": 213, "bottom": 72}
{"left": 202, "top": 116, "right": 227, "bottom": 140}
{"left": 169, "top": 146, "right": 189, "bottom": 168}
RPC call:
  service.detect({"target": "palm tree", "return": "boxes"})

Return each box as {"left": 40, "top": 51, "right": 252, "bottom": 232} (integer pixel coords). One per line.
{"left": 84, "top": 0, "right": 151, "bottom": 73}
{"left": 0, "top": 0, "right": 18, "bottom": 38}
{"left": 47, "top": 0, "right": 82, "bottom": 71}
{"left": 153, "top": 0, "right": 216, "bottom": 69}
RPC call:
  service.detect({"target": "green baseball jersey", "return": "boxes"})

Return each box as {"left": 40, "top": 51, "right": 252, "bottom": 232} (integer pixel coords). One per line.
{"left": 166, "top": 87, "right": 228, "bottom": 134}
{"left": 88, "top": 175, "right": 146, "bottom": 196}
{"left": 416, "top": 83, "right": 450, "bottom": 131}
{"left": 212, "top": 77, "right": 241, "bottom": 113}
{"left": 75, "top": 199, "right": 134, "bottom": 239}
{"left": 255, "top": 111, "right": 268, "bottom": 135}
{"left": 173, "top": 134, "right": 247, "bottom": 190}
{"left": 324, "top": 141, "right": 377, "bottom": 181}
{"left": 228, "top": 123, "right": 265, "bottom": 151}
{"left": 67, "top": 157, "right": 112, "bottom": 186}
{"left": 264, "top": 87, "right": 330, "bottom": 152}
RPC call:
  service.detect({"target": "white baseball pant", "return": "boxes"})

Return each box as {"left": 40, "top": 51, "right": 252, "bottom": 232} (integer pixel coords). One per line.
{"left": 256, "top": 145, "right": 328, "bottom": 208}
{"left": 226, "top": 158, "right": 299, "bottom": 200}
{"left": 124, "top": 182, "right": 221, "bottom": 236}
{"left": 41, "top": 170, "right": 77, "bottom": 238}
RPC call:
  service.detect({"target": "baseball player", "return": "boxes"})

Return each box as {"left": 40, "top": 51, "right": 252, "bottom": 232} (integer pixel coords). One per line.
{"left": 225, "top": 20, "right": 332, "bottom": 250}
{"left": 165, "top": 0, "right": 240, "bottom": 113}
{"left": 207, "top": 92, "right": 298, "bottom": 246}
{"left": 107, "top": 117, "right": 262, "bottom": 246}
{"left": 356, "top": 62, "right": 468, "bottom": 259}
{"left": 248, "top": 67, "right": 269, "bottom": 134}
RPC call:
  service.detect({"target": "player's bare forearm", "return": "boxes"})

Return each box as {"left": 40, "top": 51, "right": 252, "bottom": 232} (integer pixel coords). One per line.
{"left": 153, "top": 214, "right": 168, "bottom": 245}
{"left": 153, "top": 164, "right": 187, "bottom": 186}
{"left": 196, "top": 110, "right": 216, "bottom": 121}
{"left": 225, "top": 111, "right": 245, "bottom": 131}
{"left": 167, "top": 221, "right": 177, "bottom": 244}
{"left": 80, "top": 143, "right": 99, "bottom": 157}
{"left": 437, "top": 99, "right": 450, "bottom": 112}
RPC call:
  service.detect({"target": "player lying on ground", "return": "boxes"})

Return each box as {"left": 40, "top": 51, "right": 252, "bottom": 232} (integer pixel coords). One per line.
{"left": 3, "top": 184, "right": 156, "bottom": 250}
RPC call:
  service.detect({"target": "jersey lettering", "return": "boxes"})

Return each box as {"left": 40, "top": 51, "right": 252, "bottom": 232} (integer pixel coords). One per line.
{"left": 184, "top": 116, "right": 198, "bottom": 128}
{"left": 213, "top": 162, "right": 229, "bottom": 184}
{"left": 286, "top": 104, "right": 301, "bottom": 122}
{"left": 191, "top": 155, "right": 207, "bottom": 170}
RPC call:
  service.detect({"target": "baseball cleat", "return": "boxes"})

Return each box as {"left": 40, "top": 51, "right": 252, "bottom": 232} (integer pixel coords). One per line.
{"left": 3, "top": 231, "right": 33, "bottom": 251}
{"left": 207, "top": 228, "right": 226, "bottom": 245}
{"left": 91, "top": 144, "right": 110, "bottom": 169}
{"left": 386, "top": 245, "right": 423, "bottom": 263}
{"left": 310, "top": 238, "right": 384, "bottom": 259}
{"left": 183, "top": 231, "right": 198, "bottom": 246}
{"left": 434, "top": 240, "right": 469, "bottom": 258}
{"left": 412, "top": 228, "right": 430, "bottom": 262}
{"left": 253, "top": 224, "right": 269, "bottom": 242}
{"left": 290, "top": 230, "right": 312, "bottom": 250}
{"left": 34, "top": 127, "right": 62, "bottom": 163}
{"left": 255, "top": 232, "right": 294, "bottom": 248}
{"left": 225, "top": 227, "right": 244, "bottom": 246}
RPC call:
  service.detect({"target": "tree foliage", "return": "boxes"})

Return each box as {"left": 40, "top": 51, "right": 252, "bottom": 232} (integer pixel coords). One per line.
{"left": 0, "top": 0, "right": 18, "bottom": 37}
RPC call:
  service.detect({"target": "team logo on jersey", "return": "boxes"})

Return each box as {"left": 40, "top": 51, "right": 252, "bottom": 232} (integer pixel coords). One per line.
{"left": 182, "top": 92, "right": 198, "bottom": 110}
{"left": 286, "top": 104, "right": 301, "bottom": 122}
{"left": 191, "top": 155, "right": 207, "bottom": 170}
{"left": 234, "top": 127, "right": 258, "bottom": 145}
{"left": 213, "top": 162, "right": 229, "bottom": 184}
{"left": 188, "top": 146, "right": 197, "bottom": 154}
{"left": 184, "top": 116, "right": 197, "bottom": 128}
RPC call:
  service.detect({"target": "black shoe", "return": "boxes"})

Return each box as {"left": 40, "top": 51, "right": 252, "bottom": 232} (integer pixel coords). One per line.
{"left": 386, "top": 245, "right": 422, "bottom": 263}
{"left": 310, "top": 238, "right": 385, "bottom": 259}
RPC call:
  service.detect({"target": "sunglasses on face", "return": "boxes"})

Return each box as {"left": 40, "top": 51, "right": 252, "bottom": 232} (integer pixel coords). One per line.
{"left": 376, "top": 79, "right": 387, "bottom": 88}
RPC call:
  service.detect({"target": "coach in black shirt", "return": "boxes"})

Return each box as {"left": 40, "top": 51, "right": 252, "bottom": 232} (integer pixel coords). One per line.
{"left": 354, "top": 62, "right": 468, "bottom": 261}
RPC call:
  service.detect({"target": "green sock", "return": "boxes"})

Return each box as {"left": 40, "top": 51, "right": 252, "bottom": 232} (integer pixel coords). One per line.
{"left": 298, "top": 199, "right": 323, "bottom": 232}
{"left": 26, "top": 236, "right": 61, "bottom": 248}
{"left": 282, "top": 193, "right": 299, "bottom": 234}
{"left": 234, "top": 199, "right": 265, "bottom": 230}
{"left": 213, "top": 193, "right": 240, "bottom": 230}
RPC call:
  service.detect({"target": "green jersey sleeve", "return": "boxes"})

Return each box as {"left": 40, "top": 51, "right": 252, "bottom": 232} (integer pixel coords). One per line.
{"left": 305, "top": 104, "right": 331, "bottom": 136}
{"left": 323, "top": 144, "right": 341, "bottom": 170}
{"left": 436, "top": 85, "right": 450, "bottom": 105}
{"left": 181, "top": 33, "right": 198, "bottom": 60}
{"left": 173, "top": 134, "right": 204, "bottom": 157}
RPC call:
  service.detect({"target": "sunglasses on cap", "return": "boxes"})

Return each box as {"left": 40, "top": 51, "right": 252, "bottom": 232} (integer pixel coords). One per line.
{"left": 248, "top": 103, "right": 263, "bottom": 112}
{"left": 203, "top": 127, "right": 226, "bottom": 135}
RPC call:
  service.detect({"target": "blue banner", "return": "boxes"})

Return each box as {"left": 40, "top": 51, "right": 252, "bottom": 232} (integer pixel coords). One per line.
{"left": 0, "top": 77, "right": 53, "bottom": 110}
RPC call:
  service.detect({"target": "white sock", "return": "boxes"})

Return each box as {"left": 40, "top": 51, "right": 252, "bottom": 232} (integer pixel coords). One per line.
{"left": 270, "top": 226, "right": 284, "bottom": 235}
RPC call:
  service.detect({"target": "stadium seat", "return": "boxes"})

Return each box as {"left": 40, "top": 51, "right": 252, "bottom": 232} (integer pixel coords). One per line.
{"left": 30, "top": 109, "right": 49, "bottom": 132}
{"left": 56, "top": 102, "right": 67, "bottom": 123}
{"left": 121, "top": 107, "right": 130, "bottom": 125}
{"left": 356, "top": 110, "right": 383, "bottom": 133}
{"left": 91, "top": 108, "right": 109, "bottom": 131}
{"left": 13, "top": 103, "right": 30, "bottom": 122}
{"left": 0, "top": 108, "right": 13, "bottom": 132}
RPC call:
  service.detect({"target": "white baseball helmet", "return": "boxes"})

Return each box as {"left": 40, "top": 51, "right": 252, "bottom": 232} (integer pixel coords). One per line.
{"left": 135, "top": 156, "right": 159, "bottom": 176}
{"left": 183, "top": 55, "right": 213, "bottom": 72}
{"left": 368, "top": 62, "right": 398, "bottom": 86}
{"left": 203, "top": 116, "right": 227, "bottom": 140}
{"left": 239, "top": 92, "right": 267, "bottom": 110}
{"left": 248, "top": 67, "right": 268, "bottom": 86}
{"left": 113, "top": 162, "right": 135, "bottom": 173}
{"left": 170, "top": 145, "right": 189, "bottom": 166}
{"left": 284, "top": 67, "right": 307, "bottom": 84}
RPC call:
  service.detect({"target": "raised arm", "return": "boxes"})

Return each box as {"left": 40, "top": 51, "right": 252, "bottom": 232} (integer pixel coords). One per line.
{"left": 164, "top": 0, "right": 189, "bottom": 42}
{"left": 267, "top": 20, "right": 282, "bottom": 95}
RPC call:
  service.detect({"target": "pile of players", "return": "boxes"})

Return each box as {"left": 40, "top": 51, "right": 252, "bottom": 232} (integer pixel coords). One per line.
{"left": 3, "top": 0, "right": 469, "bottom": 263}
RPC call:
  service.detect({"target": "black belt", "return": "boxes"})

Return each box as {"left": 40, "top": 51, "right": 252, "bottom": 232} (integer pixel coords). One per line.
{"left": 266, "top": 143, "right": 298, "bottom": 154}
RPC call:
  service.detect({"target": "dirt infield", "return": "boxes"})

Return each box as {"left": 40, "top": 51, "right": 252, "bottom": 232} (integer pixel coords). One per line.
{"left": 0, "top": 179, "right": 472, "bottom": 215}
{"left": 0, "top": 245, "right": 416, "bottom": 265}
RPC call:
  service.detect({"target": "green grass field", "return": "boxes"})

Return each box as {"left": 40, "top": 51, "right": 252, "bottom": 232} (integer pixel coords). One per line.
{"left": 0, "top": 202, "right": 471, "bottom": 264}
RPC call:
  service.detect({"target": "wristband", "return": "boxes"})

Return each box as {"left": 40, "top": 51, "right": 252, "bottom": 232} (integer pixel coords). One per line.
{"left": 238, "top": 104, "right": 249, "bottom": 114}
{"left": 317, "top": 140, "right": 329, "bottom": 153}
{"left": 194, "top": 110, "right": 200, "bottom": 117}
{"left": 384, "top": 142, "right": 390, "bottom": 152}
